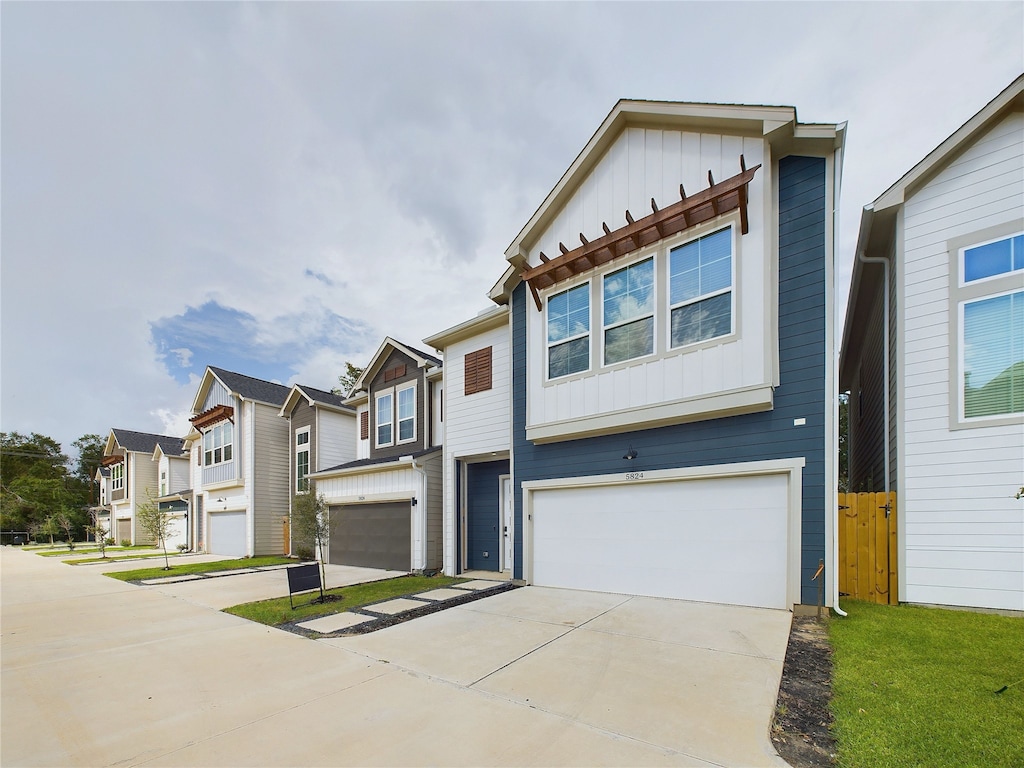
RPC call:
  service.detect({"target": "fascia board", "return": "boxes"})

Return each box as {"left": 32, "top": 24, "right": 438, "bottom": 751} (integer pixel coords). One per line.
{"left": 103, "top": 429, "right": 119, "bottom": 456}
{"left": 189, "top": 367, "right": 218, "bottom": 415}
{"left": 309, "top": 455, "right": 415, "bottom": 480}
{"left": 343, "top": 392, "right": 368, "bottom": 407}
{"left": 278, "top": 386, "right": 304, "bottom": 418}
{"left": 423, "top": 305, "right": 510, "bottom": 350}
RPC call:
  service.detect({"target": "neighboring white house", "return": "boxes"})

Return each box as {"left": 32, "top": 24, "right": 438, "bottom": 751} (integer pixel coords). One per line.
{"left": 424, "top": 306, "right": 513, "bottom": 577}
{"left": 841, "top": 74, "right": 1024, "bottom": 611}
{"left": 152, "top": 440, "right": 192, "bottom": 552}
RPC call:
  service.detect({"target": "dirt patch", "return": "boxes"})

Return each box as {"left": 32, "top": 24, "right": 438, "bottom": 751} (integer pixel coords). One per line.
{"left": 772, "top": 615, "right": 836, "bottom": 768}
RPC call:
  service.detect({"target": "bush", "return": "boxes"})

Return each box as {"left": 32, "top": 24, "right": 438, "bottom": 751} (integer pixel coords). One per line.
{"left": 120, "top": 539, "right": 131, "bottom": 548}
{"left": 295, "top": 544, "right": 314, "bottom": 561}
{"left": 105, "top": 537, "right": 115, "bottom": 545}
{"left": 176, "top": 543, "right": 188, "bottom": 553}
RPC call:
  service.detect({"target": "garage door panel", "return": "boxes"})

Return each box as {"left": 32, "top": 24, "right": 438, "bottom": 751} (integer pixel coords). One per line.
{"left": 530, "top": 474, "right": 790, "bottom": 609}
{"left": 330, "top": 503, "right": 410, "bottom": 571}
{"left": 209, "top": 511, "right": 246, "bottom": 557}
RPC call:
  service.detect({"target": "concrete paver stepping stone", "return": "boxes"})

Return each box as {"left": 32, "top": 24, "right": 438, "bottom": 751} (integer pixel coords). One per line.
{"left": 416, "top": 588, "right": 472, "bottom": 601}
{"left": 364, "top": 598, "right": 429, "bottom": 615}
{"left": 205, "top": 568, "right": 256, "bottom": 576}
{"left": 297, "top": 612, "right": 374, "bottom": 633}
{"left": 455, "top": 580, "right": 507, "bottom": 590}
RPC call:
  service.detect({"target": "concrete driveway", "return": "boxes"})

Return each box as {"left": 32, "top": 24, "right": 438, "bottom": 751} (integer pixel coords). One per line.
{"left": 1, "top": 547, "right": 792, "bottom": 767}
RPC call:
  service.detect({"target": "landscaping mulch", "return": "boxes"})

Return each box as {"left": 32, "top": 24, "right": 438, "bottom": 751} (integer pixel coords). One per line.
{"left": 286, "top": 580, "right": 521, "bottom": 638}
{"left": 772, "top": 615, "right": 837, "bottom": 768}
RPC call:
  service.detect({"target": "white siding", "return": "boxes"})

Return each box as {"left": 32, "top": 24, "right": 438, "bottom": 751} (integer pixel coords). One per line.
{"left": 440, "top": 322, "right": 512, "bottom": 575}
{"left": 317, "top": 467, "right": 418, "bottom": 502}
{"left": 356, "top": 405, "right": 370, "bottom": 460}
{"left": 252, "top": 402, "right": 290, "bottom": 556}
{"left": 168, "top": 456, "right": 189, "bottom": 494}
{"left": 317, "top": 410, "right": 356, "bottom": 470}
{"left": 525, "top": 128, "right": 772, "bottom": 436}
{"left": 900, "top": 111, "right": 1024, "bottom": 611}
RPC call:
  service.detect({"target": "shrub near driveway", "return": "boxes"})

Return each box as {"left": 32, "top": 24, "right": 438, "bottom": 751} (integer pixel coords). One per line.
{"left": 830, "top": 600, "right": 1024, "bottom": 768}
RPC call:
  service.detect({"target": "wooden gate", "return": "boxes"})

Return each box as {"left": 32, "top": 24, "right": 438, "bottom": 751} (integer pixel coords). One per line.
{"left": 838, "top": 492, "right": 898, "bottom": 604}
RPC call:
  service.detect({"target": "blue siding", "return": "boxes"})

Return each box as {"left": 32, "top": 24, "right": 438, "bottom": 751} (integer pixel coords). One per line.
{"left": 512, "top": 155, "right": 827, "bottom": 604}
{"left": 465, "top": 459, "right": 509, "bottom": 571}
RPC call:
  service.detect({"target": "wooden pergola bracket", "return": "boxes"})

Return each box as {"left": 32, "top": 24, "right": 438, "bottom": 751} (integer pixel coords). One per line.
{"left": 520, "top": 157, "right": 759, "bottom": 307}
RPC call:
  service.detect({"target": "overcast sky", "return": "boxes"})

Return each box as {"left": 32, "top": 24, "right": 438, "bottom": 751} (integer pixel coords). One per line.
{"left": 2, "top": 1, "right": 1021, "bottom": 457}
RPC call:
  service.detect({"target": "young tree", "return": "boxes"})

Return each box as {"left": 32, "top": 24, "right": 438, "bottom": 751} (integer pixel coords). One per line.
{"left": 136, "top": 494, "right": 176, "bottom": 570}
{"left": 332, "top": 362, "right": 365, "bottom": 397}
{"left": 39, "top": 514, "right": 59, "bottom": 545}
{"left": 291, "top": 487, "right": 329, "bottom": 588}
{"left": 88, "top": 509, "right": 109, "bottom": 558}
{"left": 57, "top": 513, "right": 75, "bottom": 551}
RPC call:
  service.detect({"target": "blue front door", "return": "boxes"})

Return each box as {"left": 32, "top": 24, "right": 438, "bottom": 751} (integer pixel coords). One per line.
{"left": 466, "top": 459, "right": 509, "bottom": 571}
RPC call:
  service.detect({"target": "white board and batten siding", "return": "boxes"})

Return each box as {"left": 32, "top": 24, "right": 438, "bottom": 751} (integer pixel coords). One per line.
{"left": 439, "top": 321, "right": 512, "bottom": 575}
{"left": 251, "top": 402, "right": 290, "bottom": 556}
{"left": 899, "top": 110, "right": 1024, "bottom": 611}
{"left": 317, "top": 409, "right": 357, "bottom": 471}
{"left": 524, "top": 128, "right": 773, "bottom": 439}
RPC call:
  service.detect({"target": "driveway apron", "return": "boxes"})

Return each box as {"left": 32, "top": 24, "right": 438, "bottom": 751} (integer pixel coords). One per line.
{"left": 1, "top": 547, "right": 791, "bottom": 767}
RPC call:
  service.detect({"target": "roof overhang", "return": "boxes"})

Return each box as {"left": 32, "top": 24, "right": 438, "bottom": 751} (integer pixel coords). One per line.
{"left": 351, "top": 337, "right": 441, "bottom": 391}
{"left": 100, "top": 454, "right": 122, "bottom": 467}
{"left": 309, "top": 450, "right": 440, "bottom": 481}
{"left": 423, "top": 305, "right": 510, "bottom": 351}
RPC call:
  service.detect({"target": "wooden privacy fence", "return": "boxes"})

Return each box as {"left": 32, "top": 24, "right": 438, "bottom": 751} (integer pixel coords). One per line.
{"left": 838, "top": 491, "right": 898, "bottom": 604}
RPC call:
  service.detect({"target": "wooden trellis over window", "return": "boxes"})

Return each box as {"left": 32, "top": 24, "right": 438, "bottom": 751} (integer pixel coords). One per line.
{"left": 520, "top": 156, "right": 760, "bottom": 310}
{"left": 190, "top": 404, "right": 234, "bottom": 430}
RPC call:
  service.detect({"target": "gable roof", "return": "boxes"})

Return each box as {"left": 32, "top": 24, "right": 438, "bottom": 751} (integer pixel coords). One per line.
{"left": 190, "top": 366, "right": 291, "bottom": 413}
{"left": 106, "top": 429, "right": 184, "bottom": 457}
{"left": 279, "top": 384, "right": 357, "bottom": 417}
{"left": 504, "top": 98, "right": 844, "bottom": 267}
{"left": 351, "top": 337, "right": 443, "bottom": 392}
{"left": 840, "top": 73, "right": 1024, "bottom": 375}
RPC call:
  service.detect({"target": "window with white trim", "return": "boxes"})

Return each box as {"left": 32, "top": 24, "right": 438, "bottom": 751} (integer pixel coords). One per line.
{"left": 547, "top": 282, "right": 590, "bottom": 379}
{"left": 961, "top": 287, "right": 1023, "bottom": 419}
{"left": 295, "top": 428, "right": 310, "bottom": 492}
{"left": 202, "top": 421, "right": 233, "bottom": 466}
{"left": 111, "top": 463, "right": 124, "bottom": 491}
{"left": 669, "top": 226, "right": 733, "bottom": 347}
{"left": 160, "top": 470, "right": 167, "bottom": 497}
{"left": 962, "top": 233, "right": 1024, "bottom": 284}
{"left": 376, "top": 392, "right": 393, "bottom": 447}
{"left": 603, "top": 257, "right": 654, "bottom": 365}
{"left": 397, "top": 385, "right": 416, "bottom": 443}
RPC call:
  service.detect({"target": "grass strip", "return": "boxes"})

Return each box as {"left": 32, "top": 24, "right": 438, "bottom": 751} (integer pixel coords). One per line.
{"left": 224, "top": 574, "right": 465, "bottom": 626}
{"left": 831, "top": 600, "right": 1024, "bottom": 768}
{"left": 104, "top": 555, "right": 297, "bottom": 581}
{"left": 70, "top": 552, "right": 188, "bottom": 565}
{"left": 40, "top": 547, "right": 150, "bottom": 558}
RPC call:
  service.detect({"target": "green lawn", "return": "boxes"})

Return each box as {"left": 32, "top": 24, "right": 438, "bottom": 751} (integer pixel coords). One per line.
{"left": 104, "top": 556, "right": 297, "bottom": 581}
{"left": 224, "top": 574, "right": 465, "bottom": 626}
{"left": 831, "top": 600, "right": 1024, "bottom": 768}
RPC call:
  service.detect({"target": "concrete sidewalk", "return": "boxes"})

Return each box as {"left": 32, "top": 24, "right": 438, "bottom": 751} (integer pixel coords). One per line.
{"left": 1, "top": 546, "right": 791, "bottom": 767}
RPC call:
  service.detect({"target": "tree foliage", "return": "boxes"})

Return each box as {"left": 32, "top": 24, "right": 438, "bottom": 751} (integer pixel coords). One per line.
{"left": 332, "top": 362, "right": 365, "bottom": 397}
{"left": 136, "top": 494, "right": 176, "bottom": 569}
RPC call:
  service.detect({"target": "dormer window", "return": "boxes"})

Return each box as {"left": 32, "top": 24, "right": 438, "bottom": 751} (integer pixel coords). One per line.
{"left": 375, "top": 383, "right": 417, "bottom": 448}
{"left": 203, "top": 422, "right": 233, "bottom": 466}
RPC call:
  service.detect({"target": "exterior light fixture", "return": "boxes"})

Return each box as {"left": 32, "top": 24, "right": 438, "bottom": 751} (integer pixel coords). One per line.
{"left": 623, "top": 446, "right": 638, "bottom": 460}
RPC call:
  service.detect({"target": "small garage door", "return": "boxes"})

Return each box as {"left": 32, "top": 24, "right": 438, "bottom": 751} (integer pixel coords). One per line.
{"left": 116, "top": 519, "right": 131, "bottom": 544}
{"left": 208, "top": 511, "right": 247, "bottom": 557}
{"left": 529, "top": 473, "right": 790, "bottom": 609}
{"left": 329, "top": 502, "right": 410, "bottom": 571}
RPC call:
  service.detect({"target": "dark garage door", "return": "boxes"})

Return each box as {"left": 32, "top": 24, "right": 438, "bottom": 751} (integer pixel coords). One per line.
{"left": 329, "top": 502, "right": 410, "bottom": 571}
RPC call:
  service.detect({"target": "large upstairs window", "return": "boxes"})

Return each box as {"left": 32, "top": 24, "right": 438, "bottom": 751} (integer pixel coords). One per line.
{"left": 603, "top": 257, "right": 654, "bottom": 365}
{"left": 111, "top": 462, "right": 124, "bottom": 491}
{"left": 203, "top": 422, "right": 233, "bottom": 467}
{"left": 547, "top": 282, "right": 590, "bottom": 379}
{"left": 669, "top": 226, "right": 733, "bottom": 348}
{"left": 295, "top": 428, "right": 310, "bottom": 492}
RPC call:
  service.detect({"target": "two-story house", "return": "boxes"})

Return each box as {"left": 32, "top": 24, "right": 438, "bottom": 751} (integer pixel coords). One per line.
{"left": 189, "top": 366, "right": 291, "bottom": 557}
{"left": 841, "top": 75, "right": 1023, "bottom": 611}
{"left": 101, "top": 428, "right": 186, "bottom": 546}
{"left": 309, "top": 338, "right": 444, "bottom": 572}
{"left": 278, "top": 383, "right": 357, "bottom": 554}
{"left": 494, "top": 99, "right": 845, "bottom": 611}
{"left": 152, "top": 439, "right": 192, "bottom": 552}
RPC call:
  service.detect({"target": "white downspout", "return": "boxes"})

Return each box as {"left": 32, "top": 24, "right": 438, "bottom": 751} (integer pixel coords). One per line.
{"left": 410, "top": 456, "right": 429, "bottom": 572}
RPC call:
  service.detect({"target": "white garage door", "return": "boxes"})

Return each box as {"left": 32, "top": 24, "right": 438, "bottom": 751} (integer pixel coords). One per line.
{"left": 208, "top": 511, "right": 247, "bottom": 557}
{"left": 529, "top": 473, "right": 791, "bottom": 609}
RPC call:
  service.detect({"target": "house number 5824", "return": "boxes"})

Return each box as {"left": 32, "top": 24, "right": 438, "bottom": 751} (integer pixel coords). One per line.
{"left": 625, "top": 472, "right": 644, "bottom": 481}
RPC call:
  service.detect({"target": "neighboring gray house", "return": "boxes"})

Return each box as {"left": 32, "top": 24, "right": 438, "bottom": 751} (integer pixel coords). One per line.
{"left": 310, "top": 338, "right": 444, "bottom": 573}
{"left": 841, "top": 75, "right": 1023, "bottom": 611}
{"left": 278, "top": 383, "right": 357, "bottom": 554}
{"left": 102, "top": 429, "right": 185, "bottom": 545}
{"left": 189, "top": 366, "right": 291, "bottom": 557}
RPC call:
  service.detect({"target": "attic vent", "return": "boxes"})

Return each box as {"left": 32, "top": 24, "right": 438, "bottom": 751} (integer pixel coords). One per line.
{"left": 383, "top": 364, "right": 407, "bottom": 382}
